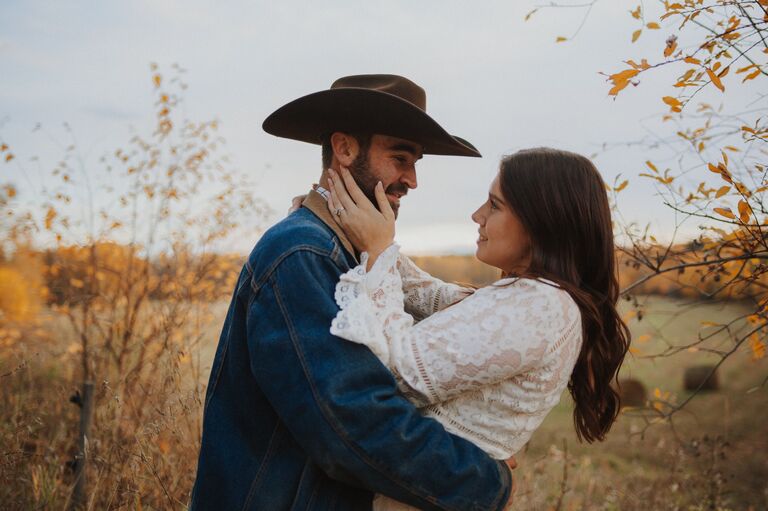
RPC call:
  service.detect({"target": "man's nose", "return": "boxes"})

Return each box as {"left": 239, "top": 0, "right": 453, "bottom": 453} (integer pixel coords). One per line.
{"left": 401, "top": 167, "right": 417, "bottom": 190}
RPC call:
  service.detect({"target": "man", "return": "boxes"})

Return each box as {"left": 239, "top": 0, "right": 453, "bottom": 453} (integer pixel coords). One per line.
{"left": 190, "top": 75, "right": 514, "bottom": 510}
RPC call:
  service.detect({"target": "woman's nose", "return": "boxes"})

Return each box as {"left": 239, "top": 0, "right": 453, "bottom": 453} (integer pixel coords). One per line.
{"left": 471, "top": 207, "right": 483, "bottom": 225}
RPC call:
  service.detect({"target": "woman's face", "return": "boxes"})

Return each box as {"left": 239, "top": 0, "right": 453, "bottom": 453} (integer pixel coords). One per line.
{"left": 471, "top": 173, "right": 532, "bottom": 274}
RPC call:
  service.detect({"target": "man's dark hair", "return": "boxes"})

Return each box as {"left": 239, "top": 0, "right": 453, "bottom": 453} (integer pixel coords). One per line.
{"left": 321, "top": 132, "right": 372, "bottom": 169}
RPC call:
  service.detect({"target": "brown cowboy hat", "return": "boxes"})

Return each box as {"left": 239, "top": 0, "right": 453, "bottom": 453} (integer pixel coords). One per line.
{"left": 262, "top": 74, "right": 481, "bottom": 157}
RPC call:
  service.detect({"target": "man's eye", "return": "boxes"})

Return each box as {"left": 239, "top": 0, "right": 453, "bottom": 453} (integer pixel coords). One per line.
{"left": 394, "top": 156, "right": 407, "bottom": 163}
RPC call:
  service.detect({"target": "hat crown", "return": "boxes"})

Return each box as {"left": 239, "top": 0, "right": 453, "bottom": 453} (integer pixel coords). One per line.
{"left": 330, "top": 74, "right": 426, "bottom": 111}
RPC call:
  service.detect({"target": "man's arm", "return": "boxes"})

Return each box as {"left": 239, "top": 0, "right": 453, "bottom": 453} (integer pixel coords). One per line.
{"left": 248, "top": 249, "right": 512, "bottom": 511}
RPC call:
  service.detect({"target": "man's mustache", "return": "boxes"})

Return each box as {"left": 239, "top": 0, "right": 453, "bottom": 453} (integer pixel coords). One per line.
{"left": 385, "top": 183, "right": 409, "bottom": 198}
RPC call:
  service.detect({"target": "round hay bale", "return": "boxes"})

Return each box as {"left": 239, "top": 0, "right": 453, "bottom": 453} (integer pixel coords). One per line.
{"left": 615, "top": 378, "right": 647, "bottom": 408}
{"left": 683, "top": 365, "right": 719, "bottom": 392}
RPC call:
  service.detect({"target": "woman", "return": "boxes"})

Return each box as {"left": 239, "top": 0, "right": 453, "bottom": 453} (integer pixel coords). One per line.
{"left": 323, "top": 147, "right": 630, "bottom": 510}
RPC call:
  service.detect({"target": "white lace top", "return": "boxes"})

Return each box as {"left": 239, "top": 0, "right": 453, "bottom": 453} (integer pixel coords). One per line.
{"left": 331, "top": 244, "right": 583, "bottom": 460}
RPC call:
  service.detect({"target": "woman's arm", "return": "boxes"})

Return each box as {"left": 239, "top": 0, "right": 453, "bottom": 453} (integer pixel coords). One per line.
{"left": 396, "top": 253, "right": 473, "bottom": 321}
{"left": 332, "top": 244, "right": 576, "bottom": 405}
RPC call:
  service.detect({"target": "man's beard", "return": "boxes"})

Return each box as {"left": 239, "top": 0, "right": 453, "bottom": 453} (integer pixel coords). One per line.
{"left": 349, "top": 151, "right": 408, "bottom": 218}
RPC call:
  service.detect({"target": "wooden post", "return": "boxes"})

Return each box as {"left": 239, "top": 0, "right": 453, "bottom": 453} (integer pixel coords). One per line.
{"left": 71, "top": 381, "right": 94, "bottom": 510}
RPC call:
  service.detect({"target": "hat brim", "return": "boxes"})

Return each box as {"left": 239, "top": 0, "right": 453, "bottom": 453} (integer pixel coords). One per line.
{"left": 262, "top": 88, "right": 481, "bottom": 158}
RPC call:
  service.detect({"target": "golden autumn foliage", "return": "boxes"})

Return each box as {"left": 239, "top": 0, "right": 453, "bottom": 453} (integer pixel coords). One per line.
{"left": 0, "top": 267, "right": 38, "bottom": 322}
{"left": 526, "top": 0, "right": 768, "bottom": 416}
{"left": 0, "top": 66, "right": 266, "bottom": 508}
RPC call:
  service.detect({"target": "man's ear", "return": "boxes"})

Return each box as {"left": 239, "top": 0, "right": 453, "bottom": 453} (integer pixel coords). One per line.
{"left": 330, "top": 132, "right": 359, "bottom": 167}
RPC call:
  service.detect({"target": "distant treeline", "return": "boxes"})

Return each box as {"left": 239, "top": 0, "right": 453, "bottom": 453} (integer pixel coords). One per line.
{"left": 0, "top": 245, "right": 753, "bottom": 316}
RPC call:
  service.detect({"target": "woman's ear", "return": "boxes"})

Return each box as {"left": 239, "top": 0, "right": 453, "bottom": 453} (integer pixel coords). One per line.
{"left": 330, "top": 132, "right": 360, "bottom": 167}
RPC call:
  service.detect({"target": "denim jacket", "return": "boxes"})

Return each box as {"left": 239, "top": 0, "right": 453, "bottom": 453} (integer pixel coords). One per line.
{"left": 190, "top": 190, "right": 512, "bottom": 511}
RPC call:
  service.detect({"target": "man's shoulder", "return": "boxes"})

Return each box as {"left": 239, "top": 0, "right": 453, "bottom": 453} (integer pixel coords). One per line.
{"left": 247, "top": 208, "right": 345, "bottom": 273}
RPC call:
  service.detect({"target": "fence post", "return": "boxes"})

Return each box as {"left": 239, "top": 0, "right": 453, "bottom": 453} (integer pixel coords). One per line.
{"left": 71, "top": 381, "right": 94, "bottom": 510}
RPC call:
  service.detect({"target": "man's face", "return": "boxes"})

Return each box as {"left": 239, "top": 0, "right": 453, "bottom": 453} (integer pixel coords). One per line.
{"left": 349, "top": 134, "right": 422, "bottom": 218}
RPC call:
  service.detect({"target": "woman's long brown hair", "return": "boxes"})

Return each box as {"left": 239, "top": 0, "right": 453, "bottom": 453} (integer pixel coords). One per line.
{"left": 497, "top": 148, "right": 630, "bottom": 442}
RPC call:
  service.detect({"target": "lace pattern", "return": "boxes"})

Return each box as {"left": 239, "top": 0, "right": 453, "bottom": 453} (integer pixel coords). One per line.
{"left": 331, "top": 244, "right": 583, "bottom": 459}
{"left": 396, "top": 253, "right": 473, "bottom": 321}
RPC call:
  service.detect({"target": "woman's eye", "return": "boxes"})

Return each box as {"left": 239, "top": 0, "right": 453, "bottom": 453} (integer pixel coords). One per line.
{"left": 489, "top": 201, "right": 498, "bottom": 210}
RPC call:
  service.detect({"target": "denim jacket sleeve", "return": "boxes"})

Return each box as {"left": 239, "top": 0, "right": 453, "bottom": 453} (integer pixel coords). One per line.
{"left": 247, "top": 247, "right": 512, "bottom": 511}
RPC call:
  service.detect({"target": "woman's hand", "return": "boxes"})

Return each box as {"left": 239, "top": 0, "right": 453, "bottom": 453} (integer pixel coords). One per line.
{"left": 326, "top": 166, "right": 395, "bottom": 270}
{"left": 503, "top": 456, "right": 518, "bottom": 510}
{"left": 286, "top": 184, "right": 318, "bottom": 215}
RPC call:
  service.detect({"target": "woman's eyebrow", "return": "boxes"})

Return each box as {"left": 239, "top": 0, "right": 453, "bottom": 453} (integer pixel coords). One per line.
{"left": 489, "top": 192, "right": 505, "bottom": 204}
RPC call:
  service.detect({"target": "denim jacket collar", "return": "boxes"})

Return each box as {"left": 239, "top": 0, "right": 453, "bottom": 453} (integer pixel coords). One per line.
{"left": 302, "top": 189, "right": 359, "bottom": 263}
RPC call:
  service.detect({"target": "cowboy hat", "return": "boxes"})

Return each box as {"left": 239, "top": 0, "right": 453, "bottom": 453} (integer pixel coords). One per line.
{"left": 262, "top": 74, "right": 481, "bottom": 157}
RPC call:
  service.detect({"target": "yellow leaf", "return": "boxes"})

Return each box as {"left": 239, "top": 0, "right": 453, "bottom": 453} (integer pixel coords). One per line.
{"left": 44, "top": 207, "right": 57, "bottom": 230}
{"left": 5, "top": 153, "right": 14, "bottom": 163}
{"left": 614, "top": 180, "right": 629, "bottom": 192}
{"left": 630, "top": 5, "right": 641, "bottom": 19}
{"left": 701, "top": 321, "right": 721, "bottom": 327}
{"left": 3, "top": 185, "right": 16, "bottom": 198}
{"left": 743, "top": 69, "right": 760, "bottom": 82}
{"left": 662, "top": 96, "right": 682, "bottom": 112}
{"left": 646, "top": 22, "right": 660, "bottom": 29}
{"left": 715, "top": 186, "right": 730, "bottom": 198}
{"left": 0, "top": 143, "right": 7, "bottom": 151}
{"left": 714, "top": 207, "right": 735, "bottom": 219}
{"left": 738, "top": 200, "right": 752, "bottom": 223}
{"left": 636, "top": 334, "right": 651, "bottom": 343}
{"left": 751, "top": 333, "right": 766, "bottom": 360}
{"left": 607, "top": 68, "right": 640, "bottom": 96}
{"left": 654, "top": 387, "right": 662, "bottom": 398}
{"left": 556, "top": 36, "right": 567, "bottom": 43}
{"left": 664, "top": 40, "right": 678, "bottom": 57}
{"left": 70, "top": 278, "right": 84, "bottom": 288}
{"left": 153, "top": 74, "right": 162, "bottom": 88}
{"left": 632, "top": 29, "right": 642, "bottom": 42}
{"left": 706, "top": 68, "right": 725, "bottom": 92}
{"left": 684, "top": 56, "right": 701, "bottom": 65}
{"left": 645, "top": 160, "right": 658, "bottom": 173}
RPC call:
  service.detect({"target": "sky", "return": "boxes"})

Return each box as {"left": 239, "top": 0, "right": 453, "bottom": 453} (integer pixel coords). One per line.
{"left": 1, "top": 0, "right": 761, "bottom": 255}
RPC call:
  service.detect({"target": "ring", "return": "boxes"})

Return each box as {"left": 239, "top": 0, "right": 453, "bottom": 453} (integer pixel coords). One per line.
{"left": 334, "top": 207, "right": 345, "bottom": 217}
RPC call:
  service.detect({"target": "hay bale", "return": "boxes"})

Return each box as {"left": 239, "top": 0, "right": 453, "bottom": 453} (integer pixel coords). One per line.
{"left": 615, "top": 378, "right": 647, "bottom": 408}
{"left": 683, "top": 365, "right": 719, "bottom": 391}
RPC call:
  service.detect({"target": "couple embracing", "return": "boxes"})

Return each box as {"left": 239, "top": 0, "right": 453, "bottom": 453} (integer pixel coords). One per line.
{"left": 190, "top": 74, "right": 630, "bottom": 510}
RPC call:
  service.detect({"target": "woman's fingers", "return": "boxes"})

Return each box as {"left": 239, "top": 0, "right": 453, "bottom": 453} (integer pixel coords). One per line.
{"left": 374, "top": 182, "right": 395, "bottom": 221}
{"left": 327, "top": 185, "right": 347, "bottom": 224}
{"left": 328, "top": 169, "right": 356, "bottom": 212}
{"left": 339, "top": 166, "right": 374, "bottom": 210}
{"left": 326, "top": 185, "right": 338, "bottom": 217}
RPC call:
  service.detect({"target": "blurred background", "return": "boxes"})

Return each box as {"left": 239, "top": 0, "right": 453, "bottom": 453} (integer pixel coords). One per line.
{"left": 1, "top": 1, "right": 766, "bottom": 509}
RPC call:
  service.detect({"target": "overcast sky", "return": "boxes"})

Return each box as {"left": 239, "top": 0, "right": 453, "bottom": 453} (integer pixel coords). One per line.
{"left": 1, "top": 0, "right": 759, "bottom": 254}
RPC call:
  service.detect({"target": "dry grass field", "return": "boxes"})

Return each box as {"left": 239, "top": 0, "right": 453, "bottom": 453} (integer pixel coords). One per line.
{"left": 1, "top": 295, "right": 765, "bottom": 510}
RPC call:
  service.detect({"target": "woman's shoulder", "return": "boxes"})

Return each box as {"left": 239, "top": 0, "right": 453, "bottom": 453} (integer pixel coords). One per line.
{"left": 481, "top": 276, "right": 581, "bottom": 323}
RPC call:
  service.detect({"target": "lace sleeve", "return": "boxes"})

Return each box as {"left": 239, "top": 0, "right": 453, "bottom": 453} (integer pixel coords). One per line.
{"left": 396, "top": 253, "right": 473, "bottom": 321}
{"left": 332, "top": 254, "right": 578, "bottom": 405}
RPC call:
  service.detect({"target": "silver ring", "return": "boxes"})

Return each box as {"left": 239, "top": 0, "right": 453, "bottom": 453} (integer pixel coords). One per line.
{"left": 335, "top": 207, "right": 345, "bottom": 217}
